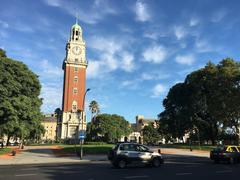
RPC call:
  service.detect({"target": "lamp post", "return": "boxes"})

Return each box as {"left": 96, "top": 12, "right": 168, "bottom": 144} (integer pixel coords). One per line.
{"left": 79, "top": 88, "right": 90, "bottom": 160}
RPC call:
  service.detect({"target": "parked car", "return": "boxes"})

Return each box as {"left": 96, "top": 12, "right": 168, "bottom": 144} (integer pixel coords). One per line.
{"left": 108, "top": 142, "right": 164, "bottom": 168}
{"left": 210, "top": 145, "right": 240, "bottom": 164}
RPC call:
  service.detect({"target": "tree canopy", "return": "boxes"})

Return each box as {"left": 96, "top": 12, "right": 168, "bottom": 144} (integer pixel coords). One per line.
{"left": 87, "top": 113, "right": 131, "bottom": 142}
{"left": 158, "top": 58, "right": 240, "bottom": 145}
{"left": 0, "top": 48, "right": 44, "bottom": 144}
{"left": 142, "top": 123, "right": 161, "bottom": 145}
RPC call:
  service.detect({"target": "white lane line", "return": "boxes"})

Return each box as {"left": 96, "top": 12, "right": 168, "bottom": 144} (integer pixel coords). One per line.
{"left": 20, "top": 168, "right": 39, "bottom": 171}
{"left": 124, "top": 175, "right": 149, "bottom": 179}
{"left": 15, "top": 174, "right": 37, "bottom": 177}
{"left": 216, "top": 170, "right": 232, "bottom": 173}
{"left": 176, "top": 173, "right": 192, "bottom": 176}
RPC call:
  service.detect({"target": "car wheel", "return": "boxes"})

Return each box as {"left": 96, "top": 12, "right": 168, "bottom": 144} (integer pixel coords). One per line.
{"left": 118, "top": 160, "right": 127, "bottom": 169}
{"left": 152, "top": 158, "right": 161, "bottom": 167}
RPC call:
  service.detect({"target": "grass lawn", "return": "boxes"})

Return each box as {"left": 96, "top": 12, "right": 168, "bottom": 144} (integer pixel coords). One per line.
{"left": 159, "top": 144, "right": 215, "bottom": 151}
{"left": 0, "top": 148, "right": 12, "bottom": 155}
{"left": 58, "top": 144, "right": 114, "bottom": 155}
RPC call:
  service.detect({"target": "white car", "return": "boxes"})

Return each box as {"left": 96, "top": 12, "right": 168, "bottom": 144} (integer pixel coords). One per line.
{"left": 108, "top": 143, "right": 164, "bottom": 168}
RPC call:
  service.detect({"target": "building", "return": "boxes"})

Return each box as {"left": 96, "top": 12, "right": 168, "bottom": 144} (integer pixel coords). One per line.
{"left": 120, "top": 115, "right": 158, "bottom": 144}
{"left": 57, "top": 20, "right": 88, "bottom": 140}
{"left": 41, "top": 114, "right": 57, "bottom": 141}
{"left": 136, "top": 115, "right": 158, "bottom": 132}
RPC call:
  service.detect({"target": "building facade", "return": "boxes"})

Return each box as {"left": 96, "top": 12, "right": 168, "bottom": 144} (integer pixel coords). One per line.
{"left": 58, "top": 21, "right": 88, "bottom": 140}
{"left": 41, "top": 114, "right": 57, "bottom": 141}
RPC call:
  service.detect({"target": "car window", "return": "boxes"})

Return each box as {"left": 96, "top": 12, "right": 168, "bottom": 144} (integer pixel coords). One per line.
{"left": 120, "top": 144, "right": 136, "bottom": 151}
{"left": 136, "top": 145, "right": 149, "bottom": 152}
{"left": 231, "top": 147, "right": 238, "bottom": 152}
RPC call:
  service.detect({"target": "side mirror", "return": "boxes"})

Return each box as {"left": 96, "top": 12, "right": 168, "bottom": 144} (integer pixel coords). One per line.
{"left": 158, "top": 149, "right": 161, "bottom": 154}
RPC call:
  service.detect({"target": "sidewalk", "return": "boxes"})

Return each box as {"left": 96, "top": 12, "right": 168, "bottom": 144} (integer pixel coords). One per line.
{"left": 0, "top": 146, "right": 209, "bottom": 166}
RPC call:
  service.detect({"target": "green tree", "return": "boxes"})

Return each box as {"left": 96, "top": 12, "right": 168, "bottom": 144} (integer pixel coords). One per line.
{"left": 89, "top": 100, "right": 100, "bottom": 122}
{"left": 159, "top": 58, "right": 240, "bottom": 145}
{"left": 143, "top": 123, "right": 160, "bottom": 145}
{"left": 0, "top": 49, "right": 44, "bottom": 146}
{"left": 89, "top": 113, "right": 131, "bottom": 142}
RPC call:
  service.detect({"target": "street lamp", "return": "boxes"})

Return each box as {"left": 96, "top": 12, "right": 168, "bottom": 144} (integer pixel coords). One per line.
{"left": 79, "top": 88, "right": 90, "bottom": 160}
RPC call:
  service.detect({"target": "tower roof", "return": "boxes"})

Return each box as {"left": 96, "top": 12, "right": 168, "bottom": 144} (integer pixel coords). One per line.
{"left": 71, "top": 22, "right": 81, "bottom": 30}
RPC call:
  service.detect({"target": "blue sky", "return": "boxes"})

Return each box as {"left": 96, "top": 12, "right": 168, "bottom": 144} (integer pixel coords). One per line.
{"left": 1, "top": 0, "right": 240, "bottom": 122}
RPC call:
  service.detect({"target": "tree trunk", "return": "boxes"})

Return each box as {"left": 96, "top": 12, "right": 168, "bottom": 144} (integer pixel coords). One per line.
{"left": 6, "top": 135, "right": 10, "bottom": 146}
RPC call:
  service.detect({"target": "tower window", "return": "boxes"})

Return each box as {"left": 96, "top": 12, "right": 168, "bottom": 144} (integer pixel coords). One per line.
{"left": 73, "top": 88, "right": 78, "bottom": 94}
{"left": 76, "top": 31, "right": 79, "bottom": 35}
{"left": 74, "top": 76, "right": 78, "bottom": 82}
{"left": 74, "top": 67, "right": 78, "bottom": 72}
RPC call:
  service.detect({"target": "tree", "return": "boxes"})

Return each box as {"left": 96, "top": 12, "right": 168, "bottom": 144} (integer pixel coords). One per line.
{"left": 89, "top": 113, "right": 131, "bottom": 142}
{"left": 143, "top": 123, "right": 161, "bottom": 145}
{"left": 158, "top": 58, "right": 240, "bottom": 145}
{"left": 89, "top": 100, "right": 100, "bottom": 122}
{"left": 0, "top": 49, "right": 44, "bottom": 146}
{"left": 54, "top": 108, "right": 62, "bottom": 123}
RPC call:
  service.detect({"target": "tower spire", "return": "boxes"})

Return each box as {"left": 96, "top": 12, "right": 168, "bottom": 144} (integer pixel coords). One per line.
{"left": 75, "top": 11, "right": 79, "bottom": 24}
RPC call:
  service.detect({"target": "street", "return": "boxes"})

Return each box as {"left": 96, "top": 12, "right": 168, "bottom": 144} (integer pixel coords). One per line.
{"left": 0, "top": 155, "right": 239, "bottom": 180}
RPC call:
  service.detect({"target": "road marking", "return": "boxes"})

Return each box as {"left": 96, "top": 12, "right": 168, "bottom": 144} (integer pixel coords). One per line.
{"left": 124, "top": 175, "right": 149, "bottom": 179}
{"left": 15, "top": 174, "right": 37, "bottom": 177}
{"left": 216, "top": 170, "right": 232, "bottom": 173}
{"left": 20, "top": 168, "right": 39, "bottom": 171}
{"left": 176, "top": 173, "right": 192, "bottom": 176}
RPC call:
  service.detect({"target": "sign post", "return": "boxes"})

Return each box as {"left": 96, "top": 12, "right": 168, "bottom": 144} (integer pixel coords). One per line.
{"left": 79, "top": 130, "right": 86, "bottom": 160}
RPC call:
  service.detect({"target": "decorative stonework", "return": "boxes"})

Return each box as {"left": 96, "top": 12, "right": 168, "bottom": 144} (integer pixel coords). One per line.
{"left": 58, "top": 21, "right": 88, "bottom": 140}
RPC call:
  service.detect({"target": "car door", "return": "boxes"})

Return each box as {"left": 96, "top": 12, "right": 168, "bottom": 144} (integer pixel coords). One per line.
{"left": 119, "top": 144, "right": 139, "bottom": 162}
{"left": 136, "top": 145, "right": 152, "bottom": 162}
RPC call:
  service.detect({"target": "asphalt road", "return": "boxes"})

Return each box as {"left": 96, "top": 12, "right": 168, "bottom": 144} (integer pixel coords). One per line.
{"left": 0, "top": 155, "right": 239, "bottom": 180}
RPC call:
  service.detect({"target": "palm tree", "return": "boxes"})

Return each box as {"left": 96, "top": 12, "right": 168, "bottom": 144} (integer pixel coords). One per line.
{"left": 89, "top": 100, "right": 100, "bottom": 123}
{"left": 54, "top": 108, "right": 62, "bottom": 123}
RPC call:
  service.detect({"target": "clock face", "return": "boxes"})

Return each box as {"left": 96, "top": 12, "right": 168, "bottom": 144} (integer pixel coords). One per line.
{"left": 72, "top": 46, "right": 81, "bottom": 55}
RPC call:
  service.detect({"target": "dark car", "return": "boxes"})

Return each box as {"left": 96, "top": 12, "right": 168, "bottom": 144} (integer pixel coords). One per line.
{"left": 108, "top": 143, "right": 164, "bottom": 168}
{"left": 210, "top": 145, "right": 240, "bottom": 164}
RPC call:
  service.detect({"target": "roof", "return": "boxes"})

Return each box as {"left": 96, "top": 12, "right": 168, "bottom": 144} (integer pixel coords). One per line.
{"left": 42, "top": 114, "right": 57, "bottom": 122}
{"left": 72, "top": 22, "right": 81, "bottom": 30}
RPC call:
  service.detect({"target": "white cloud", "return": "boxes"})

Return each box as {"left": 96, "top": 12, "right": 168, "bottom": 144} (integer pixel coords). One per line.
{"left": 189, "top": 17, "right": 199, "bottom": 26}
{"left": 39, "top": 59, "right": 62, "bottom": 77}
{"left": 43, "top": 0, "right": 61, "bottom": 7}
{"left": 121, "top": 52, "right": 135, "bottom": 72}
{"left": 195, "top": 39, "right": 213, "bottom": 53}
{"left": 174, "top": 26, "right": 186, "bottom": 40}
{"left": 175, "top": 54, "right": 195, "bottom": 65}
{"left": 141, "top": 72, "right": 170, "bottom": 81}
{"left": 87, "top": 60, "right": 102, "bottom": 79}
{"left": 0, "top": 20, "right": 9, "bottom": 28}
{"left": 135, "top": 0, "right": 151, "bottom": 22}
{"left": 87, "top": 36, "right": 135, "bottom": 79}
{"left": 40, "top": 82, "right": 62, "bottom": 112}
{"left": 142, "top": 45, "right": 167, "bottom": 64}
{"left": 211, "top": 9, "right": 227, "bottom": 23}
{"left": 151, "top": 84, "right": 167, "bottom": 98}
{"left": 89, "top": 36, "right": 121, "bottom": 55}
{"left": 43, "top": 0, "right": 118, "bottom": 24}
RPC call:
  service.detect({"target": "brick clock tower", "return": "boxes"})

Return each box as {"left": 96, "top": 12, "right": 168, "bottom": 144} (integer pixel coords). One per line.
{"left": 58, "top": 21, "right": 88, "bottom": 140}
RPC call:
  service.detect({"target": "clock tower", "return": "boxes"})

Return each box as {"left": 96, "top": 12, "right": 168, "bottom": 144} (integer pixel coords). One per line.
{"left": 58, "top": 21, "right": 88, "bottom": 140}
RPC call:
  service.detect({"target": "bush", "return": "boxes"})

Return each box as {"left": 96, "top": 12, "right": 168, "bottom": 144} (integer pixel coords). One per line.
{"left": 84, "top": 141, "right": 108, "bottom": 145}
